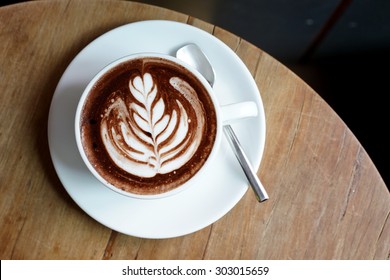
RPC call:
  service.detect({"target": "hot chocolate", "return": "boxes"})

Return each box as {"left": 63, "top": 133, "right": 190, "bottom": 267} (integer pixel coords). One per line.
{"left": 79, "top": 56, "right": 217, "bottom": 195}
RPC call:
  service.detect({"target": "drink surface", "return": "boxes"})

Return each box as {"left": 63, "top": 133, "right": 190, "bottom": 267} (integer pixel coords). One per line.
{"left": 79, "top": 57, "right": 217, "bottom": 195}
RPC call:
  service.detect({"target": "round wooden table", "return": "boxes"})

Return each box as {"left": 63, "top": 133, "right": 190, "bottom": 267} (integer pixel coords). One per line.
{"left": 1, "top": 0, "right": 389, "bottom": 259}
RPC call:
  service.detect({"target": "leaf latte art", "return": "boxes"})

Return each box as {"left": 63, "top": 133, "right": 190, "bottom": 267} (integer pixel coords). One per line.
{"left": 80, "top": 57, "right": 217, "bottom": 195}
{"left": 101, "top": 73, "right": 204, "bottom": 178}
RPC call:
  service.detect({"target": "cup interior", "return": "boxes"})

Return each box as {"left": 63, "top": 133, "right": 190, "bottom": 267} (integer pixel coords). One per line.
{"left": 75, "top": 53, "right": 222, "bottom": 199}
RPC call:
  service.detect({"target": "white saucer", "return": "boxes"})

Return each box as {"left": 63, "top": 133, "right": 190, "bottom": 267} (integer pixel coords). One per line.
{"left": 48, "top": 20, "right": 266, "bottom": 239}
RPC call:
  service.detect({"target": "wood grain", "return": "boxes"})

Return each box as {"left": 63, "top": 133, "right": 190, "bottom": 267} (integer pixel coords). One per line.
{"left": 0, "top": 0, "right": 388, "bottom": 260}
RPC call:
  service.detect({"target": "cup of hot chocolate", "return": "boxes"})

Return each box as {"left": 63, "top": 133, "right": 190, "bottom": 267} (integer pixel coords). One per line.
{"left": 75, "top": 53, "right": 258, "bottom": 199}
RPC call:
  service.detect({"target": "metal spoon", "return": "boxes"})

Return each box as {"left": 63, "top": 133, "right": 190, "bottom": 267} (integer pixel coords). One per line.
{"left": 176, "top": 44, "right": 269, "bottom": 202}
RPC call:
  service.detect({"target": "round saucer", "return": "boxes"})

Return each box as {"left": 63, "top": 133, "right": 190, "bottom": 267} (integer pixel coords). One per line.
{"left": 47, "top": 20, "right": 265, "bottom": 238}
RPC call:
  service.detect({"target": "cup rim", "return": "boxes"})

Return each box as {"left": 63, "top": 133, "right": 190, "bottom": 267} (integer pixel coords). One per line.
{"left": 74, "top": 52, "right": 222, "bottom": 199}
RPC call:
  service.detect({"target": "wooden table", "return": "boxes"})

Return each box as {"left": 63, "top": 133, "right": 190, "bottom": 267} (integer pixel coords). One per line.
{"left": 1, "top": 0, "right": 389, "bottom": 260}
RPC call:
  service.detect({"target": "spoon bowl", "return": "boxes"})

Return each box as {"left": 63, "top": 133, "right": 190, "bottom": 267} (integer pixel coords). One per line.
{"left": 176, "top": 44, "right": 216, "bottom": 87}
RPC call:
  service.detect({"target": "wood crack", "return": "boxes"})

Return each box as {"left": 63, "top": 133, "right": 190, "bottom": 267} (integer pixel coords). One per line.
{"left": 102, "top": 231, "right": 118, "bottom": 260}
{"left": 211, "top": 24, "right": 216, "bottom": 35}
{"left": 233, "top": 37, "right": 242, "bottom": 52}
{"left": 340, "top": 146, "right": 362, "bottom": 220}
{"left": 201, "top": 225, "right": 213, "bottom": 260}
{"left": 65, "top": 0, "right": 72, "bottom": 11}
{"left": 10, "top": 214, "right": 27, "bottom": 259}
{"left": 376, "top": 210, "right": 390, "bottom": 259}
{"left": 334, "top": 127, "right": 348, "bottom": 171}
{"left": 285, "top": 97, "right": 305, "bottom": 167}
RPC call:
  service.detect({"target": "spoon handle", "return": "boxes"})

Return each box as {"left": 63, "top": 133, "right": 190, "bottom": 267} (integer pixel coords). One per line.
{"left": 223, "top": 125, "right": 269, "bottom": 202}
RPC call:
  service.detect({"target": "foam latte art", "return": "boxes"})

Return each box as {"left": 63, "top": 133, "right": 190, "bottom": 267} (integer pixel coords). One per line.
{"left": 80, "top": 57, "right": 217, "bottom": 195}
{"left": 101, "top": 73, "right": 204, "bottom": 178}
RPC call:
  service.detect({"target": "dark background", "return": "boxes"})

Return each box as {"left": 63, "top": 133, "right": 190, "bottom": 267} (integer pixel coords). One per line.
{"left": 2, "top": 0, "right": 389, "bottom": 188}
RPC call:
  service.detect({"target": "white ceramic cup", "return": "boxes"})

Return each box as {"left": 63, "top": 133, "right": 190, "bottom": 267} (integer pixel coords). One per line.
{"left": 75, "top": 53, "right": 258, "bottom": 199}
